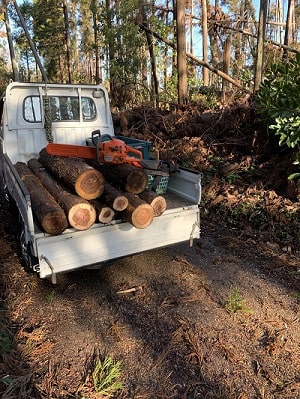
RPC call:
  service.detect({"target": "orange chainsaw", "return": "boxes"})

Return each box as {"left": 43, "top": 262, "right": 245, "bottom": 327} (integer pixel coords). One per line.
{"left": 46, "top": 131, "right": 143, "bottom": 167}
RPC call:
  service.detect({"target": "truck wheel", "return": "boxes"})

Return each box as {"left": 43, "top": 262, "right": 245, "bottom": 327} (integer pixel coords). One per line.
{"left": 19, "top": 226, "right": 39, "bottom": 273}
{"left": 2, "top": 185, "right": 38, "bottom": 272}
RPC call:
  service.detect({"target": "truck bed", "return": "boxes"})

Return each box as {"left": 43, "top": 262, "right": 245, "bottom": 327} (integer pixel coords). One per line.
{"left": 4, "top": 154, "right": 201, "bottom": 280}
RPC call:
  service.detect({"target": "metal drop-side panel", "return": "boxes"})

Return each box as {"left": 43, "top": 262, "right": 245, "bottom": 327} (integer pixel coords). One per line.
{"left": 34, "top": 168, "right": 201, "bottom": 278}
{"left": 36, "top": 206, "right": 200, "bottom": 278}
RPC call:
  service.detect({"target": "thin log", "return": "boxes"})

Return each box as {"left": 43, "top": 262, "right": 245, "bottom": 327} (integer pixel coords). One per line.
{"left": 138, "top": 189, "right": 167, "bottom": 217}
{"left": 122, "top": 192, "right": 154, "bottom": 229}
{"left": 39, "top": 148, "right": 105, "bottom": 200}
{"left": 88, "top": 161, "right": 148, "bottom": 194}
{"left": 90, "top": 200, "right": 115, "bottom": 223}
{"left": 103, "top": 182, "right": 129, "bottom": 211}
{"left": 28, "top": 159, "right": 96, "bottom": 230}
{"left": 15, "top": 162, "right": 68, "bottom": 235}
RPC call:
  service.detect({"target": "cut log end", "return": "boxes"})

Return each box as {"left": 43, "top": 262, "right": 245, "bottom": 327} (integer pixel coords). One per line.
{"left": 75, "top": 170, "right": 105, "bottom": 200}
{"left": 42, "top": 211, "right": 69, "bottom": 235}
{"left": 98, "top": 207, "right": 115, "bottom": 223}
{"left": 103, "top": 182, "right": 129, "bottom": 211}
{"left": 90, "top": 200, "right": 115, "bottom": 224}
{"left": 131, "top": 203, "right": 154, "bottom": 229}
{"left": 39, "top": 148, "right": 105, "bottom": 200}
{"left": 138, "top": 189, "right": 167, "bottom": 216}
{"left": 112, "top": 196, "right": 128, "bottom": 211}
{"left": 125, "top": 169, "right": 148, "bottom": 194}
{"left": 122, "top": 192, "right": 154, "bottom": 228}
{"left": 68, "top": 203, "right": 96, "bottom": 230}
{"left": 150, "top": 196, "right": 167, "bottom": 217}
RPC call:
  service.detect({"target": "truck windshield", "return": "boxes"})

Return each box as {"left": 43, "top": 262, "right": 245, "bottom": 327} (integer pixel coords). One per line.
{"left": 23, "top": 95, "right": 97, "bottom": 122}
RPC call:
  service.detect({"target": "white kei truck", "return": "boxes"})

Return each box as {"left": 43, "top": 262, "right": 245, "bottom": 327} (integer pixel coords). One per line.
{"left": 0, "top": 82, "right": 201, "bottom": 282}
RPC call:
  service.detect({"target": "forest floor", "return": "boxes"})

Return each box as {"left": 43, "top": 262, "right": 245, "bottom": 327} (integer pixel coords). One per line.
{"left": 0, "top": 96, "right": 300, "bottom": 399}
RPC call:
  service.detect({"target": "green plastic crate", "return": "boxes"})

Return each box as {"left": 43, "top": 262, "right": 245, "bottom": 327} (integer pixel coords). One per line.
{"left": 147, "top": 174, "right": 169, "bottom": 194}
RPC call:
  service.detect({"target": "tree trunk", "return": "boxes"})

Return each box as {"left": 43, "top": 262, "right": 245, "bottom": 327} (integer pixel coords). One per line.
{"left": 15, "top": 162, "right": 68, "bottom": 235}
{"left": 89, "top": 162, "right": 148, "bottom": 194}
{"left": 62, "top": 0, "right": 73, "bottom": 83}
{"left": 139, "top": 2, "right": 159, "bottom": 108}
{"left": 176, "top": 0, "right": 188, "bottom": 104}
{"left": 103, "top": 182, "right": 129, "bottom": 211}
{"left": 122, "top": 192, "right": 154, "bottom": 229}
{"left": 283, "top": 0, "right": 295, "bottom": 60}
{"left": 202, "top": 0, "right": 209, "bottom": 86}
{"left": 90, "top": 200, "right": 115, "bottom": 223}
{"left": 3, "top": 0, "right": 19, "bottom": 81}
{"left": 39, "top": 148, "right": 105, "bottom": 200}
{"left": 254, "top": 0, "right": 268, "bottom": 91}
{"left": 138, "top": 189, "right": 167, "bottom": 217}
{"left": 28, "top": 159, "right": 96, "bottom": 230}
{"left": 106, "top": 0, "right": 115, "bottom": 94}
{"left": 222, "top": 34, "right": 232, "bottom": 95}
{"left": 91, "top": 0, "right": 102, "bottom": 84}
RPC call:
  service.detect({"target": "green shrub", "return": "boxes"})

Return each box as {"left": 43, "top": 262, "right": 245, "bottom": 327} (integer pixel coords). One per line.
{"left": 255, "top": 54, "right": 300, "bottom": 181}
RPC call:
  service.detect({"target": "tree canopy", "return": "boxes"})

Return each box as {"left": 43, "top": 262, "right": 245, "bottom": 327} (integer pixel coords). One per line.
{"left": 1, "top": 0, "right": 299, "bottom": 106}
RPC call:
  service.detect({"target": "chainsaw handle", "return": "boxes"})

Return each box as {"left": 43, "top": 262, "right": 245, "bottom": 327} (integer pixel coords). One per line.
{"left": 91, "top": 130, "right": 113, "bottom": 146}
{"left": 98, "top": 134, "right": 114, "bottom": 142}
{"left": 126, "top": 146, "right": 143, "bottom": 161}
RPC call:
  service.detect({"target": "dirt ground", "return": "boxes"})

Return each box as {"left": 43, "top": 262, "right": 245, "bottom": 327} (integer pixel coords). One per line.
{"left": 1, "top": 100, "right": 300, "bottom": 399}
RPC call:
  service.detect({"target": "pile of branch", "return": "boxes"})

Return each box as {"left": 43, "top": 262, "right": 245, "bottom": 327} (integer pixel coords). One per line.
{"left": 15, "top": 148, "right": 167, "bottom": 235}
{"left": 113, "top": 103, "right": 254, "bottom": 150}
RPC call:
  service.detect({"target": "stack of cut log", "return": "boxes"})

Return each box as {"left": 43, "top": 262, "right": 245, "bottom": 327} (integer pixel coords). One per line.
{"left": 15, "top": 147, "right": 167, "bottom": 235}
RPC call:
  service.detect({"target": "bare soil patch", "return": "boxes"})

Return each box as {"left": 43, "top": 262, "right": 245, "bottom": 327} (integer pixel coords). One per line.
{"left": 1, "top": 100, "right": 300, "bottom": 399}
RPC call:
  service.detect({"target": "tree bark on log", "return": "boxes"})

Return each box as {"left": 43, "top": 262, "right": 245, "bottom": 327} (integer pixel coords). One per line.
{"left": 15, "top": 162, "right": 68, "bottom": 235}
{"left": 90, "top": 200, "right": 115, "bottom": 223}
{"left": 39, "top": 148, "right": 105, "bottom": 200}
{"left": 103, "top": 182, "right": 129, "bottom": 211}
{"left": 122, "top": 192, "right": 154, "bottom": 229}
{"left": 28, "top": 159, "right": 96, "bottom": 230}
{"left": 88, "top": 161, "right": 148, "bottom": 194}
{"left": 138, "top": 189, "right": 167, "bottom": 217}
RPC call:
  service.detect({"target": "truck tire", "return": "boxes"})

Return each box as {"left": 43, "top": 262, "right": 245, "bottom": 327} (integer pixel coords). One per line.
{"left": 2, "top": 183, "right": 38, "bottom": 272}
{"left": 19, "top": 226, "right": 39, "bottom": 273}
{"left": 3, "top": 185, "right": 39, "bottom": 272}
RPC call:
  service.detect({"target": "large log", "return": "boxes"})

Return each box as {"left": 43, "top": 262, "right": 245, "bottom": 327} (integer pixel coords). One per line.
{"left": 122, "top": 192, "right": 154, "bottom": 229}
{"left": 39, "top": 148, "right": 105, "bottom": 200}
{"left": 103, "top": 182, "right": 129, "bottom": 211}
{"left": 90, "top": 200, "right": 115, "bottom": 224}
{"left": 138, "top": 189, "right": 167, "bottom": 217}
{"left": 88, "top": 161, "right": 148, "bottom": 194}
{"left": 15, "top": 162, "right": 68, "bottom": 235}
{"left": 28, "top": 159, "right": 96, "bottom": 230}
